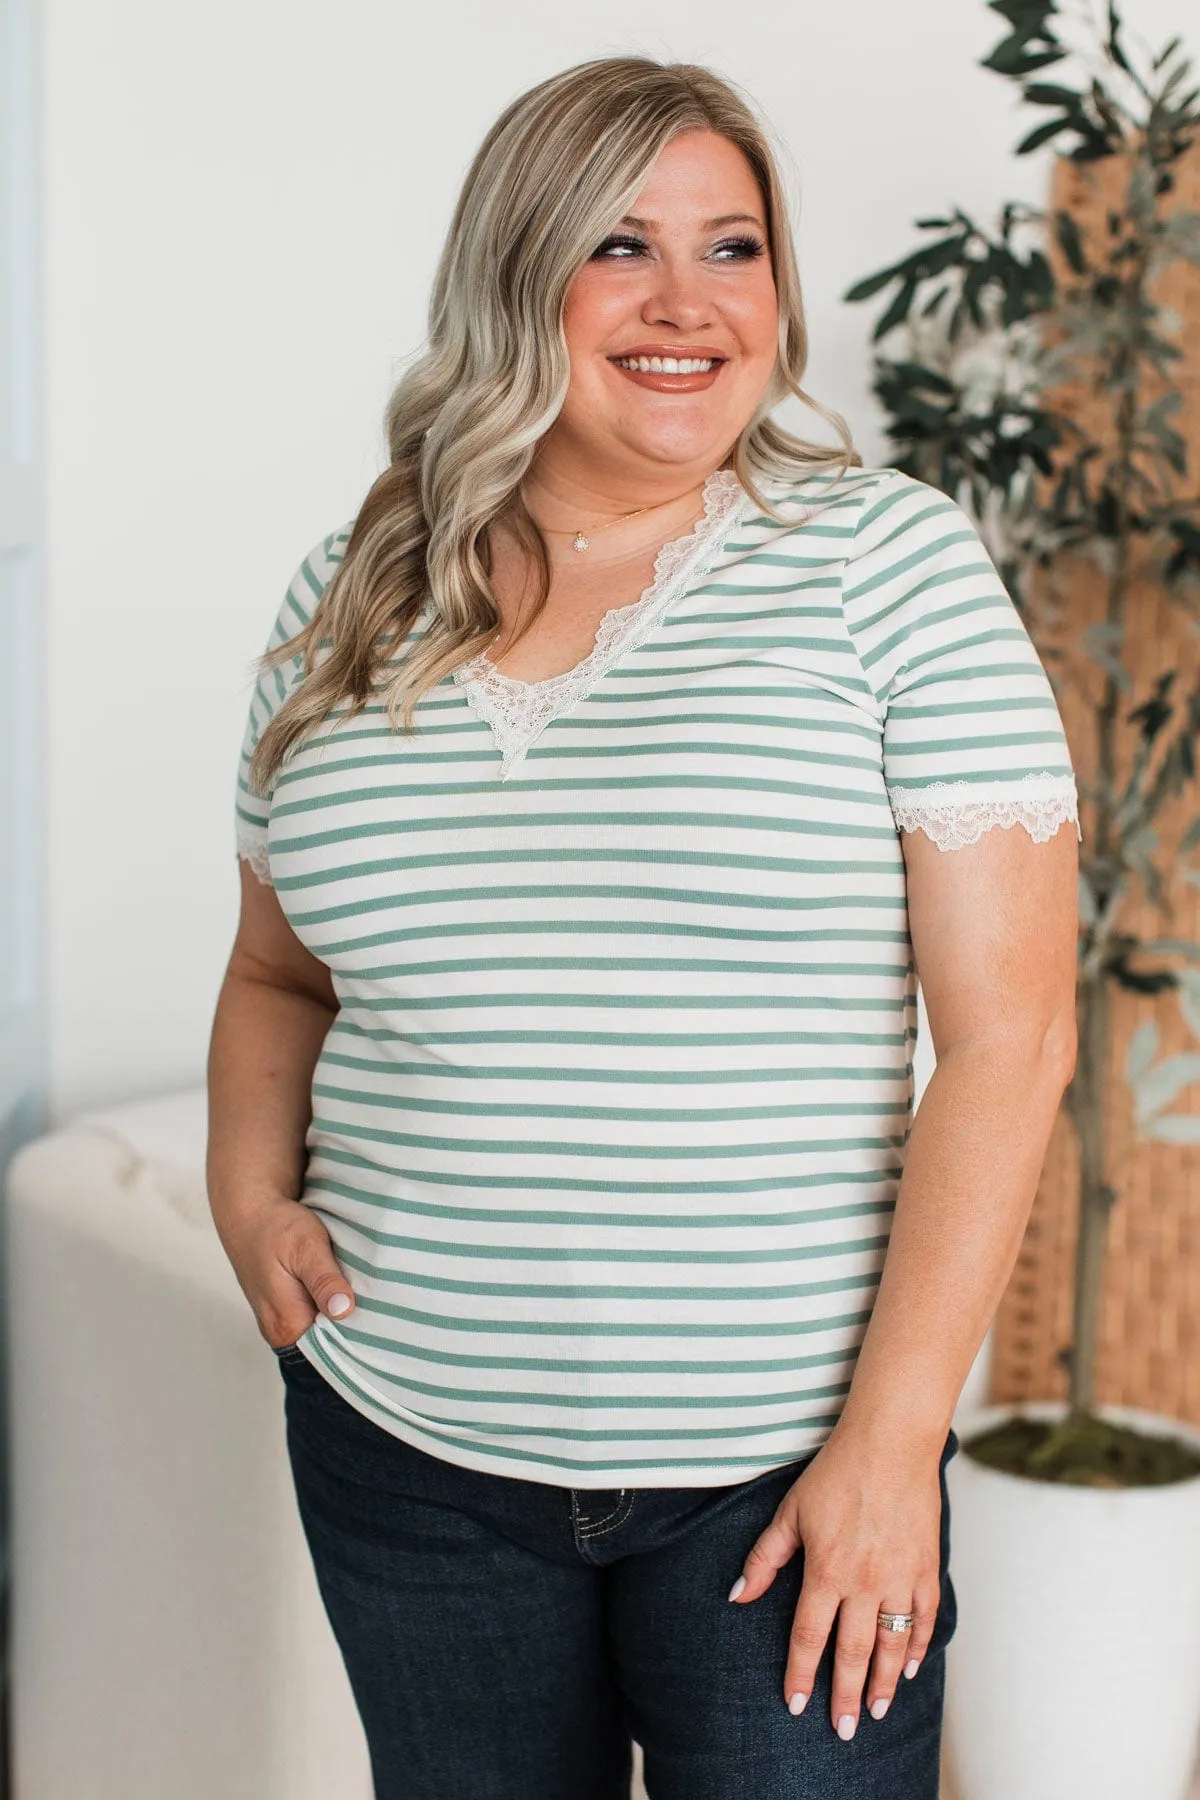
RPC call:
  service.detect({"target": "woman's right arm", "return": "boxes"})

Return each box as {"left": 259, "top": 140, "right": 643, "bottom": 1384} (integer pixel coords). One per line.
{"left": 206, "top": 857, "right": 356, "bottom": 1347}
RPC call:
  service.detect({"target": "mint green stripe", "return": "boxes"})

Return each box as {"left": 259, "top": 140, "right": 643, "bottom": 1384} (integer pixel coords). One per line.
{"left": 329, "top": 1286, "right": 879, "bottom": 1335}
{"left": 311, "top": 1080, "right": 902, "bottom": 1125}
{"left": 331, "top": 1320, "right": 862, "bottom": 1374}
{"left": 306, "top": 1173, "right": 895, "bottom": 1230}
{"left": 302, "top": 1339, "right": 842, "bottom": 1473}
{"left": 318, "top": 1045, "right": 903, "bottom": 1081}
{"left": 341, "top": 992, "right": 906, "bottom": 1013}
{"left": 300, "top": 1208, "right": 889, "bottom": 1268}
{"left": 310, "top": 1142, "right": 901, "bottom": 1196}
{"left": 318, "top": 1026, "right": 909, "bottom": 1049}
{"left": 310, "top": 1111, "right": 900, "bottom": 1160}
{"left": 286, "top": 872, "right": 905, "bottom": 923}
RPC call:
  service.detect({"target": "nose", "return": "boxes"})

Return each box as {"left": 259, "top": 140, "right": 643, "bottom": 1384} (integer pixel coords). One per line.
{"left": 639, "top": 253, "right": 715, "bottom": 333}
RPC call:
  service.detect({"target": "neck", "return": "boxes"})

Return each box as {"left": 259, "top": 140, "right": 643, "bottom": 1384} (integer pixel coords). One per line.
{"left": 521, "top": 447, "right": 730, "bottom": 534}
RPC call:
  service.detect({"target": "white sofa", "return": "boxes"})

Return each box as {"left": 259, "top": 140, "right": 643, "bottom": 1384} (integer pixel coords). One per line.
{"left": 5, "top": 1089, "right": 374, "bottom": 1800}
{"left": 5, "top": 1087, "right": 654, "bottom": 1800}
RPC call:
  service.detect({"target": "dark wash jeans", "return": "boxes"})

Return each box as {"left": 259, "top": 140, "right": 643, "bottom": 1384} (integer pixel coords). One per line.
{"left": 273, "top": 1343, "right": 959, "bottom": 1800}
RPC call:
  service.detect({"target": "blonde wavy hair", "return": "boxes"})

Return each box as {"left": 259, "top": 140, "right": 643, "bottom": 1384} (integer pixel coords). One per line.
{"left": 248, "top": 54, "right": 862, "bottom": 796}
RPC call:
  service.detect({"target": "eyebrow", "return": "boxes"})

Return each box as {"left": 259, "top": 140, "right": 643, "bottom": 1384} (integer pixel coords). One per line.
{"left": 617, "top": 212, "right": 766, "bottom": 231}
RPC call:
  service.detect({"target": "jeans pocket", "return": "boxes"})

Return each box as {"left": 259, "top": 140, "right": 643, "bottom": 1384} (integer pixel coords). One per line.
{"left": 271, "top": 1341, "right": 308, "bottom": 1365}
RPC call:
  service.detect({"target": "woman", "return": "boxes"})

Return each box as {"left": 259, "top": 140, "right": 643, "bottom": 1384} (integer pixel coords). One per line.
{"left": 208, "top": 54, "right": 1079, "bottom": 1800}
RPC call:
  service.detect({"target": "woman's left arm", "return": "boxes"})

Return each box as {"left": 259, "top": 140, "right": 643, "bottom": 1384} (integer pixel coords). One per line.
{"left": 728, "top": 813, "right": 1078, "bottom": 1737}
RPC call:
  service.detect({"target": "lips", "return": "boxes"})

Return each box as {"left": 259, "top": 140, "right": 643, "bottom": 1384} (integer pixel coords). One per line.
{"left": 609, "top": 349, "right": 727, "bottom": 373}
{"left": 608, "top": 352, "right": 727, "bottom": 392}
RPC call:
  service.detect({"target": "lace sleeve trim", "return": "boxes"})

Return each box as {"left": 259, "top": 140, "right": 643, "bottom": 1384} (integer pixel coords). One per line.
{"left": 236, "top": 820, "right": 274, "bottom": 885}
{"left": 887, "top": 773, "right": 1081, "bottom": 852}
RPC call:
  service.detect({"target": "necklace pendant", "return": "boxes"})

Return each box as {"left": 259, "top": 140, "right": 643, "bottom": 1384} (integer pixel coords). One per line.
{"left": 571, "top": 531, "right": 589, "bottom": 553}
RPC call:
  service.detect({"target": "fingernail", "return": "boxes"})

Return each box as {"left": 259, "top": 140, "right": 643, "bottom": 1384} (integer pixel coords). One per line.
{"left": 904, "top": 1659, "right": 920, "bottom": 1680}
{"left": 837, "top": 1714, "right": 856, "bottom": 1741}
{"left": 787, "top": 1691, "right": 807, "bottom": 1716}
{"left": 869, "top": 1697, "right": 889, "bottom": 1720}
{"left": 328, "top": 1293, "right": 352, "bottom": 1317}
{"left": 727, "top": 1575, "right": 746, "bottom": 1601}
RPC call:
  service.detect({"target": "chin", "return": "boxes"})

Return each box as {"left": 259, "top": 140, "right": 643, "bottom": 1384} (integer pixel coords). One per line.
{"left": 615, "top": 416, "right": 736, "bottom": 458}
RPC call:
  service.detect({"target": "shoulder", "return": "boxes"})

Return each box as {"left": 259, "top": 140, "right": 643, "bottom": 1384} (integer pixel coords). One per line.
{"left": 844, "top": 469, "right": 982, "bottom": 572}
{"left": 752, "top": 464, "right": 956, "bottom": 554}
{"left": 827, "top": 471, "right": 1016, "bottom": 685}
{"left": 260, "top": 518, "right": 356, "bottom": 664}
{"left": 280, "top": 518, "right": 356, "bottom": 628}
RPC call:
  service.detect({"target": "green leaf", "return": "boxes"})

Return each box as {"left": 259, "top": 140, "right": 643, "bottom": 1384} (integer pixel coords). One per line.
{"left": 1055, "top": 210, "right": 1087, "bottom": 273}
{"left": 1179, "top": 981, "right": 1200, "bottom": 1040}
{"left": 1126, "top": 1019, "right": 1159, "bottom": 1086}
{"left": 1106, "top": 3, "right": 1133, "bottom": 77}
{"left": 1133, "top": 1053, "right": 1200, "bottom": 1119}
{"left": 843, "top": 267, "right": 905, "bottom": 304}
{"left": 1092, "top": 83, "right": 1130, "bottom": 145}
{"left": 1025, "top": 248, "right": 1056, "bottom": 305}
{"left": 873, "top": 271, "right": 919, "bottom": 341}
{"left": 1160, "top": 209, "right": 1200, "bottom": 267}
{"left": 1127, "top": 160, "right": 1159, "bottom": 228}
{"left": 1142, "top": 1114, "right": 1200, "bottom": 1144}
{"left": 1017, "top": 116, "right": 1072, "bottom": 155}
{"left": 985, "top": 45, "right": 1066, "bottom": 78}
{"left": 986, "top": 0, "right": 1057, "bottom": 25}
{"left": 1024, "top": 82, "right": 1083, "bottom": 107}
{"left": 887, "top": 361, "right": 958, "bottom": 394}
{"left": 1078, "top": 871, "right": 1098, "bottom": 928}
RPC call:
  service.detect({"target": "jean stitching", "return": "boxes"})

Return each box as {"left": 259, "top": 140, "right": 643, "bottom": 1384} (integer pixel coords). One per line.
{"left": 577, "top": 1489, "right": 632, "bottom": 1539}
{"left": 575, "top": 1493, "right": 623, "bottom": 1533}
{"left": 572, "top": 1488, "right": 625, "bottom": 1537}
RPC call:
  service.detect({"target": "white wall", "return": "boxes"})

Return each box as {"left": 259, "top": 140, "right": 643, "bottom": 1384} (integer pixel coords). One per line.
{"left": 39, "top": 0, "right": 1189, "bottom": 1117}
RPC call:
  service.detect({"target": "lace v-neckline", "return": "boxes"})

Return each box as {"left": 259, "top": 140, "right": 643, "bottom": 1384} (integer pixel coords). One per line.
{"left": 451, "top": 465, "right": 750, "bottom": 780}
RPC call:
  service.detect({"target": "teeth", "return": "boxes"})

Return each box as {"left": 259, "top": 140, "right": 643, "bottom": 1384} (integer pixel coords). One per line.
{"left": 615, "top": 356, "right": 716, "bottom": 374}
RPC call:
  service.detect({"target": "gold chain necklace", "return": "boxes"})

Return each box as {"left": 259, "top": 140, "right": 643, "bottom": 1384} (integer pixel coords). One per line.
{"left": 565, "top": 508, "right": 649, "bottom": 554}
{"left": 532, "top": 484, "right": 705, "bottom": 554}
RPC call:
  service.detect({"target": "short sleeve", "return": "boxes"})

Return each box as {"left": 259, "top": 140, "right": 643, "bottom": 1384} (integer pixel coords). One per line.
{"left": 840, "top": 470, "right": 1081, "bottom": 853}
{"left": 234, "top": 524, "right": 353, "bottom": 886}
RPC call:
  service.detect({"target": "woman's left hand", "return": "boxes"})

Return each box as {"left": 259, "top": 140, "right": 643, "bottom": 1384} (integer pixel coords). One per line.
{"left": 726, "top": 1424, "right": 944, "bottom": 1739}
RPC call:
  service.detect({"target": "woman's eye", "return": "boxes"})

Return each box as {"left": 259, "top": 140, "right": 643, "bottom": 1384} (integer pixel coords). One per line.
{"left": 590, "top": 232, "right": 766, "bottom": 263}
{"left": 591, "top": 234, "right": 646, "bottom": 259}
{"left": 710, "top": 235, "right": 767, "bottom": 262}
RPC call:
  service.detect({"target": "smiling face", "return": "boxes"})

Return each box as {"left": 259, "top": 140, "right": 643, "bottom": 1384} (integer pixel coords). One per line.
{"left": 544, "top": 129, "right": 780, "bottom": 492}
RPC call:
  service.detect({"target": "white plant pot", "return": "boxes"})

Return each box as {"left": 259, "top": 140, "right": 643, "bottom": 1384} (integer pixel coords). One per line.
{"left": 942, "top": 1400, "right": 1200, "bottom": 1800}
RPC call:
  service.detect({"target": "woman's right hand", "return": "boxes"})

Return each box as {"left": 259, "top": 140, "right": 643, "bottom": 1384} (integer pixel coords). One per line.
{"left": 221, "top": 1193, "right": 356, "bottom": 1350}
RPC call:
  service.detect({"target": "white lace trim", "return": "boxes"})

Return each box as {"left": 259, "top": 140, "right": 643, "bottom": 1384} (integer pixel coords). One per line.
{"left": 887, "top": 773, "right": 1081, "bottom": 851}
{"left": 451, "top": 466, "right": 750, "bottom": 779}
{"left": 236, "top": 820, "right": 274, "bottom": 885}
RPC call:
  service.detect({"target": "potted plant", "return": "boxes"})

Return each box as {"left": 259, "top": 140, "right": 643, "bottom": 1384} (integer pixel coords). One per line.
{"left": 845, "top": 5, "right": 1200, "bottom": 1795}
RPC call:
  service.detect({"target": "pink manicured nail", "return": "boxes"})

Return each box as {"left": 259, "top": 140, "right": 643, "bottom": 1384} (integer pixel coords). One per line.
{"left": 727, "top": 1575, "right": 746, "bottom": 1601}
{"left": 869, "top": 1697, "right": 889, "bottom": 1720}
{"left": 837, "top": 1714, "right": 856, "bottom": 1740}
{"left": 328, "top": 1293, "right": 352, "bottom": 1317}
{"left": 788, "top": 1691, "right": 807, "bottom": 1716}
{"left": 904, "top": 1659, "right": 920, "bottom": 1680}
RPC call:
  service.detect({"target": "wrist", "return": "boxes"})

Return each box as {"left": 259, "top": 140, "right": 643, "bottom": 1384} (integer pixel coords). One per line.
{"left": 828, "top": 1397, "right": 952, "bottom": 1470}
{"left": 207, "top": 1178, "right": 301, "bottom": 1241}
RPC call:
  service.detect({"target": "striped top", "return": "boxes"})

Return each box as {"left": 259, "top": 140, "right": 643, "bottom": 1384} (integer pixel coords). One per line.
{"left": 234, "top": 462, "right": 1080, "bottom": 1488}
